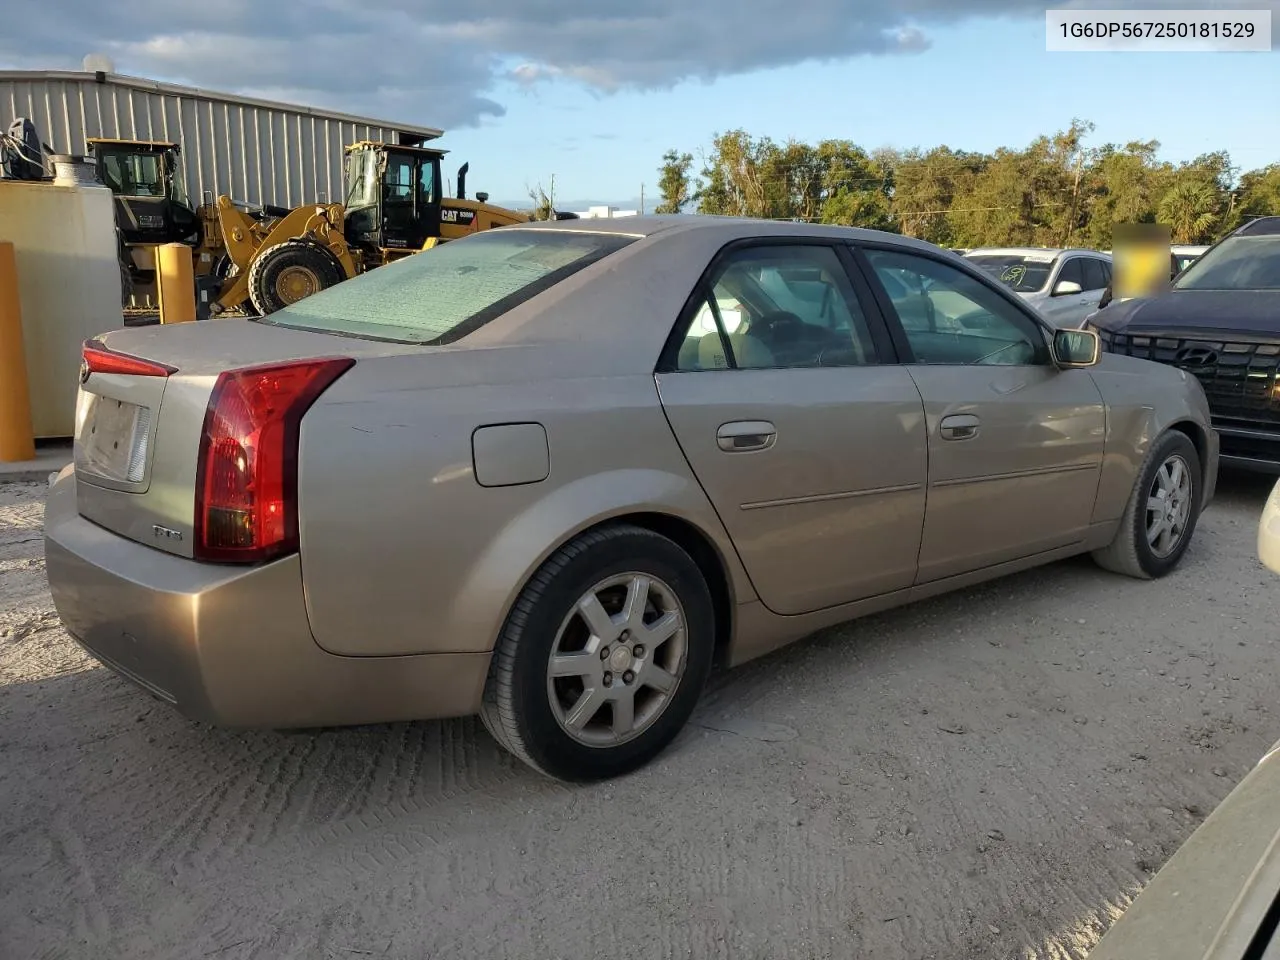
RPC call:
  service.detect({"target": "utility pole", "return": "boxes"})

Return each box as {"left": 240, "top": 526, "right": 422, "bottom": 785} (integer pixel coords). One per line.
{"left": 640, "top": 183, "right": 645, "bottom": 215}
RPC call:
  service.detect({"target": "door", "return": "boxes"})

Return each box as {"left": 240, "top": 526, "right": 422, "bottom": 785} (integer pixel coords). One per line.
{"left": 857, "top": 246, "right": 1106, "bottom": 583}
{"left": 1040, "top": 256, "right": 1096, "bottom": 327}
{"left": 656, "top": 242, "right": 927, "bottom": 616}
{"left": 1079, "top": 257, "right": 1111, "bottom": 320}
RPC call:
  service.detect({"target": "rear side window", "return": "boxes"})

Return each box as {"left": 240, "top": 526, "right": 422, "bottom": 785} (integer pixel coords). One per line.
{"left": 260, "top": 230, "right": 635, "bottom": 344}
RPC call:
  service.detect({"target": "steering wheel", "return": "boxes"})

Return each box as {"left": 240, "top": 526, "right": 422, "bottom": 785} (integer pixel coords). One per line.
{"left": 751, "top": 311, "right": 806, "bottom": 342}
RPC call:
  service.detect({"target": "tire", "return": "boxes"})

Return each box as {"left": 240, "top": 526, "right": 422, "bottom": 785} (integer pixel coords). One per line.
{"left": 1092, "top": 429, "right": 1202, "bottom": 579}
{"left": 118, "top": 256, "right": 134, "bottom": 308}
{"left": 246, "top": 239, "right": 345, "bottom": 315}
{"left": 480, "top": 525, "right": 715, "bottom": 782}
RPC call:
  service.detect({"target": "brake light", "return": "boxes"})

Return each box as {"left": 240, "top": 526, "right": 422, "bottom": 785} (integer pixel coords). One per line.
{"left": 194, "top": 357, "right": 354, "bottom": 563}
{"left": 82, "top": 339, "right": 177, "bottom": 378}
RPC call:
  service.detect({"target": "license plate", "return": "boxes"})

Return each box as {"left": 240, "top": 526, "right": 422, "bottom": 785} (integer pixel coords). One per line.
{"left": 77, "top": 394, "right": 147, "bottom": 483}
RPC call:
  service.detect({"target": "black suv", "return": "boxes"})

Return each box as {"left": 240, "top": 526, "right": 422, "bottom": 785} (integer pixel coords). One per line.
{"left": 1086, "top": 216, "right": 1280, "bottom": 472}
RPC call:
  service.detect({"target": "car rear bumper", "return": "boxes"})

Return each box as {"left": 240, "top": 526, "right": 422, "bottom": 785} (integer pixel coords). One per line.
{"left": 43, "top": 468, "right": 490, "bottom": 728}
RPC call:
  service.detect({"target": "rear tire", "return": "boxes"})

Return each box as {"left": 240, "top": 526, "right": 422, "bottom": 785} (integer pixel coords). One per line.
{"left": 247, "top": 239, "right": 344, "bottom": 315}
{"left": 1092, "top": 429, "right": 1202, "bottom": 579}
{"left": 480, "top": 525, "right": 715, "bottom": 782}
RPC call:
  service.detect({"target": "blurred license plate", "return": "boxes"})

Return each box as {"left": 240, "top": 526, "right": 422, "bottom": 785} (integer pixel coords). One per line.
{"left": 78, "top": 395, "right": 145, "bottom": 482}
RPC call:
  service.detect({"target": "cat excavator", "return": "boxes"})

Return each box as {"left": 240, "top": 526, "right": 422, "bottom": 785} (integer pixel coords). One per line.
{"left": 201, "top": 141, "right": 548, "bottom": 316}
{"left": 81, "top": 134, "right": 550, "bottom": 315}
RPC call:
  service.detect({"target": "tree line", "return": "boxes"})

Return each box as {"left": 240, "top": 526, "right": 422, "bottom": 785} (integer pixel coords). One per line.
{"left": 654, "top": 120, "right": 1280, "bottom": 248}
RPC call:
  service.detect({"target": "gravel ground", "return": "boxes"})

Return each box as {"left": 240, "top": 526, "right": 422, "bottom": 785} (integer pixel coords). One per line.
{"left": 2, "top": 473, "right": 1278, "bottom": 960}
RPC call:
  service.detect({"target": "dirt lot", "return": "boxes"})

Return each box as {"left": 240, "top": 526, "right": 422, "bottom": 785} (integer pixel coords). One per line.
{"left": 2, "top": 474, "right": 1278, "bottom": 960}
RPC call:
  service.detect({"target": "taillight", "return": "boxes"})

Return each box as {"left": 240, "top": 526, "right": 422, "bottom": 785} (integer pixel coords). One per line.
{"left": 82, "top": 338, "right": 177, "bottom": 378}
{"left": 194, "top": 357, "right": 354, "bottom": 563}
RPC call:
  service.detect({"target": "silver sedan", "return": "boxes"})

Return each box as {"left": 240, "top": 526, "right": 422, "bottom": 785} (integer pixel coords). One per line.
{"left": 45, "top": 216, "right": 1217, "bottom": 780}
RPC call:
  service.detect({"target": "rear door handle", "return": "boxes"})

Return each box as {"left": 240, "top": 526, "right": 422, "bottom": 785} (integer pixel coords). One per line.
{"left": 939, "top": 414, "right": 980, "bottom": 441}
{"left": 717, "top": 420, "right": 777, "bottom": 452}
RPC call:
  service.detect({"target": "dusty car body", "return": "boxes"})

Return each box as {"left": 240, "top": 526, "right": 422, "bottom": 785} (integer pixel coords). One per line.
{"left": 1087, "top": 738, "right": 1280, "bottom": 960}
{"left": 45, "top": 215, "right": 1218, "bottom": 779}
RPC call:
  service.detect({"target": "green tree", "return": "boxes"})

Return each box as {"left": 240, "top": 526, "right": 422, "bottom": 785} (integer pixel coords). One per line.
{"left": 655, "top": 150, "right": 696, "bottom": 214}
{"left": 1082, "top": 140, "right": 1167, "bottom": 249}
{"left": 1158, "top": 179, "right": 1221, "bottom": 243}
{"left": 1232, "top": 164, "right": 1280, "bottom": 227}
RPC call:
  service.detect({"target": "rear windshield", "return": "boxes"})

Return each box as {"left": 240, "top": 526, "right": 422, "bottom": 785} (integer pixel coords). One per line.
{"left": 260, "top": 229, "right": 636, "bottom": 344}
{"left": 964, "top": 254, "right": 1057, "bottom": 293}
{"left": 1174, "top": 236, "right": 1280, "bottom": 291}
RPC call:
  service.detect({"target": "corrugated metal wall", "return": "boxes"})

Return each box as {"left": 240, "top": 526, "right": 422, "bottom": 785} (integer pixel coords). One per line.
{"left": 1, "top": 74, "right": 439, "bottom": 209}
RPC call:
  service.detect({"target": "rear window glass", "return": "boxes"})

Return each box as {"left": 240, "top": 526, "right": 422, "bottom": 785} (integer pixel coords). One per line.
{"left": 1174, "top": 236, "right": 1280, "bottom": 291}
{"left": 259, "top": 229, "right": 635, "bottom": 344}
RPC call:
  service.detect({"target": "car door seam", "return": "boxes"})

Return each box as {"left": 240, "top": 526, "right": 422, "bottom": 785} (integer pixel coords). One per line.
{"left": 903, "top": 366, "right": 931, "bottom": 582}
{"left": 651, "top": 373, "right": 769, "bottom": 606}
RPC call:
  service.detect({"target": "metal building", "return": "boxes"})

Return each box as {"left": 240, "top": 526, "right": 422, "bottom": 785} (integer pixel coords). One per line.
{"left": 0, "top": 70, "right": 443, "bottom": 209}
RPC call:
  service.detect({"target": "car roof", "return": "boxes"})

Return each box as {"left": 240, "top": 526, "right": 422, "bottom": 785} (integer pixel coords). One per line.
{"left": 963, "top": 246, "right": 1110, "bottom": 259}
{"left": 1235, "top": 216, "right": 1280, "bottom": 237}
{"left": 501, "top": 214, "right": 957, "bottom": 255}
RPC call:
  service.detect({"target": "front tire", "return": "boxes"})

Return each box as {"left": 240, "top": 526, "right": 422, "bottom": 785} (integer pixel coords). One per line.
{"left": 247, "top": 239, "right": 345, "bottom": 315}
{"left": 480, "top": 525, "right": 715, "bottom": 781}
{"left": 1092, "top": 429, "right": 1202, "bottom": 579}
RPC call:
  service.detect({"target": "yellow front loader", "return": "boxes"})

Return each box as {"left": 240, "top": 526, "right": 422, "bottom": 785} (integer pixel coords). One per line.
{"left": 203, "top": 141, "right": 534, "bottom": 316}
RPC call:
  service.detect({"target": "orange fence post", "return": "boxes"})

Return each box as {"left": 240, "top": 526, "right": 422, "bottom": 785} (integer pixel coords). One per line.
{"left": 0, "top": 241, "right": 36, "bottom": 462}
{"left": 157, "top": 242, "right": 196, "bottom": 324}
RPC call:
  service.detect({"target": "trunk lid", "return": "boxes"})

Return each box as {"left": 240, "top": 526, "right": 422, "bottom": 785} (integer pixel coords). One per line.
{"left": 74, "top": 318, "right": 427, "bottom": 558}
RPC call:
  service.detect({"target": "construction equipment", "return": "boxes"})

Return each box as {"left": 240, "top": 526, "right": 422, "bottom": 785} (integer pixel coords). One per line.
{"left": 204, "top": 141, "right": 538, "bottom": 316}
{"left": 85, "top": 138, "right": 202, "bottom": 306}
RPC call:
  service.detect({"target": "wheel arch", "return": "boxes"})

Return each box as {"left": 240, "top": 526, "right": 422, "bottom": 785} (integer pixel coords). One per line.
{"left": 1165, "top": 417, "right": 1213, "bottom": 494}
{"left": 456, "top": 472, "right": 752, "bottom": 668}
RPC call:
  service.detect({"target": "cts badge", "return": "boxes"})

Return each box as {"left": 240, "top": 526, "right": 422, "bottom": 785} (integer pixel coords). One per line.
{"left": 152, "top": 524, "right": 184, "bottom": 543}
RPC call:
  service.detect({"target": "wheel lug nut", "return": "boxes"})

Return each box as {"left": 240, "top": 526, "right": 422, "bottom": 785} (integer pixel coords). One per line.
{"left": 600, "top": 646, "right": 610, "bottom": 660}
{"left": 633, "top": 645, "right": 645, "bottom": 658}
{"left": 623, "top": 670, "right": 635, "bottom": 684}
{"left": 603, "top": 672, "right": 613, "bottom": 686}
{"left": 620, "top": 630, "right": 630, "bottom": 642}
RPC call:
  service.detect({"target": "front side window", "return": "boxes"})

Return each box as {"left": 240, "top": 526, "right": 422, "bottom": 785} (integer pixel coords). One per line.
{"left": 674, "top": 245, "right": 878, "bottom": 371}
{"left": 1055, "top": 257, "right": 1085, "bottom": 292}
{"left": 384, "top": 155, "right": 415, "bottom": 203}
{"left": 261, "top": 229, "right": 634, "bottom": 344}
{"left": 345, "top": 149, "right": 379, "bottom": 209}
{"left": 1174, "top": 236, "right": 1280, "bottom": 290}
{"left": 100, "top": 151, "right": 164, "bottom": 197}
{"left": 865, "top": 248, "right": 1046, "bottom": 366}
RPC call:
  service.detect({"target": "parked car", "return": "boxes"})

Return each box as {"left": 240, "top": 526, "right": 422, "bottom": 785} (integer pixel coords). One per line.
{"left": 1087, "top": 736, "right": 1280, "bottom": 959}
{"left": 45, "top": 217, "right": 1216, "bottom": 781}
{"left": 1085, "top": 216, "right": 1280, "bottom": 472}
{"left": 964, "top": 247, "right": 1114, "bottom": 328}
{"left": 1172, "top": 243, "right": 1211, "bottom": 273}
{"left": 1259, "top": 478, "right": 1280, "bottom": 574}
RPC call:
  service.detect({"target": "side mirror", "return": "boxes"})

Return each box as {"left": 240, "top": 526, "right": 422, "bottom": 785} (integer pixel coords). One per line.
{"left": 1053, "top": 279, "right": 1083, "bottom": 296}
{"left": 1051, "top": 328, "right": 1100, "bottom": 368}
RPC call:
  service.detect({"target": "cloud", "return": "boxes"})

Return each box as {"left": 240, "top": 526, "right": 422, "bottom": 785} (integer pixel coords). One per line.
{"left": 2, "top": 0, "right": 1273, "bottom": 127}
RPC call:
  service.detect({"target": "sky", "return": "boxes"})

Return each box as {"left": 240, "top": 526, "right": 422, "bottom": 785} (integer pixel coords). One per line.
{"left": 3, "top": 0, "right": 1279, "bottom": 208}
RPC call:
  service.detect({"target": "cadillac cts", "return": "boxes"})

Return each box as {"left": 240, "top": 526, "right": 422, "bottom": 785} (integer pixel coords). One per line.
{"left": 45, "top": 216, "right": 1218, "bottom": 781}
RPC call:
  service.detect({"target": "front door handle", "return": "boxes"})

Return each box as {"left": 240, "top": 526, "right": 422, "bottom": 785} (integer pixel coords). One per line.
{"left": 939, "top": 414, "right": 980, "bottom": 441}
{"left": 717, "top": 420, "right": 777, "bottom": 452}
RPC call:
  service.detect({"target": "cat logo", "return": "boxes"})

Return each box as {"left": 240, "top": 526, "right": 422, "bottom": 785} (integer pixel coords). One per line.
{"left": 441, "top": 209, "right": 459, "bottom": 223}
